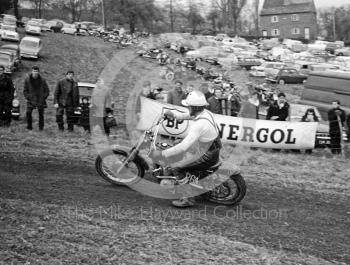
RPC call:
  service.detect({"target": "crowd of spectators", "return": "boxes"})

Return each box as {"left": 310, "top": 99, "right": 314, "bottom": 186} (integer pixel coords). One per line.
{"left": 0, "top": 66, "right": 115, "bottom": 135}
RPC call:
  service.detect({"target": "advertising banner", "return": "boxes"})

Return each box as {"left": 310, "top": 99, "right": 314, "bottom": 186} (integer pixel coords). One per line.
{"left": 137, "top": 97, "right": 318, "bottom": 149}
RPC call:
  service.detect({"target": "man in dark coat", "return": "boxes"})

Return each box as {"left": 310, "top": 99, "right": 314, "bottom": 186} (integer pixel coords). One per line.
{"left": 23, "top": 66, "right": 49, "bottom": 130}
{"left": 207, "top": 88, "right": 223, "bottom": 114}
{"left": 266, "top": 92, "right": 289, "bottom": 121}
{"left": 54, "top": 70, "right": 80, "bottom": 132}
{"left": 167, "top": 80, "right": 186, "bottom": 106}
{"left": 328, "top": 100, "right": 346, "bottom": 154}
{"left": 0, "top": 66, "right": 15, "bottom": 127}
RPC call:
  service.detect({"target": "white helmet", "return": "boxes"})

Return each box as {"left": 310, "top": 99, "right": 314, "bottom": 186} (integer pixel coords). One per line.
{"left": 182, "top": 90, "right": 208, "bottom": 107}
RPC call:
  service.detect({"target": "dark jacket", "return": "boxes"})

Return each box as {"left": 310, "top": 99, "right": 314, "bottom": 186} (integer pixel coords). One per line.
{"left": 0, "top": 73, "right": 15, "bottom": 104}
{"left": 54, "top": 78, "right": 79, "bottom": 108}
{"left": 79, "top": 102, "right": 90, "bottom": 127}
{"left": 328, "top": 107, "right": 346, "bottom": 133}
{"left": 207, "top": 96, "right": 222, "bottom": 115}
{"left": 23, "top": 74, "right": 49, "bottom": 108}
{"left": 167, "top": 88, "right": 186, "bottom": 106}
{"left": 266, "top": 101, "right": 290, "bottom": 121}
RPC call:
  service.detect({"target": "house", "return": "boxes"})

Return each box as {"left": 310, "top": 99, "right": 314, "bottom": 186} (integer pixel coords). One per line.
{"left": 260, "top": 0, "right": 317, "bottom": 40}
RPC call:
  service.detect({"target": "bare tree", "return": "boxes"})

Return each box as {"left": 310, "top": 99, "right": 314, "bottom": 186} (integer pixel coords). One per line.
{"left": 214, "top": 0, "right": 229, "bottom": 31}
{"left": 13, "top": 0, "right": 20, "bottom": 19}
{"left": 28, "top": 0, "right": 49, "bottom": 18}
{"left": 188, "top": 1, "right": 204, "bottom": 34}
{"left": 254, "top": 0, "right": 259, "bottom": 37}
{"left": 66, "top": 0, "right": 86, "bottom": 22}
{"left": 207, "top": 8, "right": 220, "bottom": 30}
{"left": 228, "top": 0, "right": 247, "bottom": 35}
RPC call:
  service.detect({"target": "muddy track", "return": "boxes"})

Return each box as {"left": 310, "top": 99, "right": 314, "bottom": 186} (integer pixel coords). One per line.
{"left": 0, "top": 154, "right": 348, "bottom": 264}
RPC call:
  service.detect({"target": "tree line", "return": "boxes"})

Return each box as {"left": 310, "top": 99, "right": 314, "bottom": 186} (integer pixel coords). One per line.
{"left": 319, "top": 5, "right": 350, "bottom": 41}
{"left": 2, "top": 0, "right": 259, "bottom": 35}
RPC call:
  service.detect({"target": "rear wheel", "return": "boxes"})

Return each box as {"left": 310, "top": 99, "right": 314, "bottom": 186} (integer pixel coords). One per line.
{"left": 95, "top": 149, "right": 144, "bottom": 186}
{"left": 204, "top": 174, "right": 246, "bottom": 206}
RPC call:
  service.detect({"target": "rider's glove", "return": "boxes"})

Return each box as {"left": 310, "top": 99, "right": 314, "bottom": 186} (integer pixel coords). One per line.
{"left": 164, "top": 110, "right": 175, "bottom": 119}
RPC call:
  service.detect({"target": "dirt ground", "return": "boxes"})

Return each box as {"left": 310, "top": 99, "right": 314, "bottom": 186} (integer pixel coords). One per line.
{"left": 0, "top": 32, "right": 349, "bottom": 264}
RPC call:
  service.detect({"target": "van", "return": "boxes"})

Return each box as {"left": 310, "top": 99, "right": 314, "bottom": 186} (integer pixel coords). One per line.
{"left": 300, "top": 71, "right": 350, "bottom": 120}
{"left": 19, "top": 36, "right": 42, "bottom": 59}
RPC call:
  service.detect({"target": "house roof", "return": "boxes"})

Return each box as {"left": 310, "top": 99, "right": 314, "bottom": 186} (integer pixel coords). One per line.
{"left": 260, "top": 0, "right": 316, "bottom": 16}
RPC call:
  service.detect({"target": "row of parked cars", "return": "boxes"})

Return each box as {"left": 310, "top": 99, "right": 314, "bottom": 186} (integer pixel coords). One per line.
{"left": 0, "top": 14, "right": 45, "bottom": 74}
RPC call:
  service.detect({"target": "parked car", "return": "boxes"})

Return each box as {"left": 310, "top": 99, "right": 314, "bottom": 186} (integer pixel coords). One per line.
{"left": 186, "top": 46, "right": 223, "bottom": 60}
{"left": 25, "top": 20, "right": 41, "bottom": 35}
{"left": 308, "top": 49, "right": 335, "bottom": 61}
{"left": 45, "top": 19, "right": 65, "bottom": 33}
{"left": 0, "top": 49, "right": 17, "bottom": 71}
{"left": 78, "top": 82, "right": 96, "bottom": 103}
{"left": 0, "top": 44, "right": 21, "bottom": 67}
{"left": 30, "top": 18, "right": 51, "bottom": 31}
{"left": 214, "top": 33, "right": 228, "bottom": 41}
{"left": 250, "top": 62, "right": 285, "bottom": 77}
{"left": 237, "top": 57, "right": 263, "bottom": 70}
{"left": 266, "top": 68, "right": 308, "bottom": 85}
{"left": 0, "top": 24, "right": 20, "bottom": 42}
{"left": 62, "top": 24, "right": 77, "bottom": 35}
{"left": 0, "top": 53, "right": 16, "bottom": 74}
{"left": 19, "top": 36, "right": 42, "bottom": 59}
{"left": 325, "top": 43, "right": 343, "bottom": 54}
{"left": 2, "top": 15, "right": 17, "bottom": 26}
{"left": 335, "top": 47, "right": 350, "bottom": 56}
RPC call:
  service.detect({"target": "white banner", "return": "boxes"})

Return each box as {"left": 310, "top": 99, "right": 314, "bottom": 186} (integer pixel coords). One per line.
{"left": 137, "top": 97, "right": 318, "bottom": 149}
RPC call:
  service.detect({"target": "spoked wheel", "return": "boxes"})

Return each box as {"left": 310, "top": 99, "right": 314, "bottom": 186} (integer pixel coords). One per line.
{"left": 204, "top": 174, "right": 246, "bottom": 206}
{"left": 95, "top": 149, "right": 144, "bottom": 186}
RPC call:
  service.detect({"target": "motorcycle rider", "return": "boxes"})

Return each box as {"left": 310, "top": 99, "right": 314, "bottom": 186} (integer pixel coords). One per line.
{"left": 151, "top": 90, "right": 222, "bottom": 208}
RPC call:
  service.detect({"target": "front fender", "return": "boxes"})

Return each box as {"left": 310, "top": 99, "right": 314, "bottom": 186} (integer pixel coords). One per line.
{"left": 112, "top": 145, "right": 150, "bottom": 171}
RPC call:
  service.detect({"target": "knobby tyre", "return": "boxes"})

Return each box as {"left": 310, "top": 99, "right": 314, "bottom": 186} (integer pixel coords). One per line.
{"left": 95, "top": 149, "right": 144, "bottom": 186}
{"left": 205, "top": 174, "right": 246, "bottom": 206}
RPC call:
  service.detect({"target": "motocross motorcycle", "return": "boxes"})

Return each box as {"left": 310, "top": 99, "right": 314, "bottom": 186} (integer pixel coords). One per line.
{"left": 95, "top": 116, "right": 246, "bottom": 205}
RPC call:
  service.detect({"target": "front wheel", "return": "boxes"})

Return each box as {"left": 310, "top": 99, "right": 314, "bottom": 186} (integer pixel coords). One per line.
{"left": 204, "top": 174, "right": 246, "bottom": 206}
{"left": 95, "top": 149, "right": 144, "bottom": 186}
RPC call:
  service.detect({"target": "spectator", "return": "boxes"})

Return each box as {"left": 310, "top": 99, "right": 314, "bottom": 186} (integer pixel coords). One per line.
{"left": 207, "top": 88, "right": 223, "bottom": 114}
{"left": 204, "top": 84, "right": 215, "bottom": 100}
{"left": 167, "top": 80, "right": 186, "bottom": 106}
{"left": 301, "top": 108, "right": 319, "bottom": 154}
{"left": 76, "top": 23, "right": 81, "bottom": 34}
{"left": 135, "top": 80, "right": 156, "bottom": 116}
{"left": 301, "top": 108, "right": 319, "bottom": 122}
{"left": 184, "top": 84, "right": 194, "bottom": 96}
{"left": 79, "top": 96, "right": 90, "bottom": 133}
{"left": 266, "top": 92, "right": 289, "bottom": 121}
{"left": 23, "top": 66, "right": 49, "bottom": 131}
{"left": 0, "top": 66, "right": 15, "bottom": 127}
{"left": 238, "top": 92, "right": 260, "bottom": 119}
{"left": 54, "top": 70, "right": 80, "bottom": 132}
{"left": 228, "top": 91, "right": 242, "bottom": 117}
{"left": 328, "top": 100, "right": 346, "bottom": 154}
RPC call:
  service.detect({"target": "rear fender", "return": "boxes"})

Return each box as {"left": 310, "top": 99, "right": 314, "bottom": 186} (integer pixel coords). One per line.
{"left": 112, "top": 145, "right": 149, "bottom": 171}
